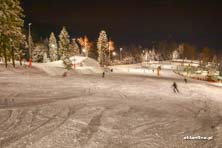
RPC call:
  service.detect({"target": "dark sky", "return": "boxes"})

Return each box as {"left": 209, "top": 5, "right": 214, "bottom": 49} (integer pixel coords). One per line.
{"left": 21, "top": 0, "right": 222, "bottom": 51}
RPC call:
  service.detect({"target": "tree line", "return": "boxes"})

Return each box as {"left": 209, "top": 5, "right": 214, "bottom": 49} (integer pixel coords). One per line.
{"left": 0, "top": 0, "right": 220, "bottom": 69}
{"left": 0, "top": 0, "right": 116, "bottom": 68}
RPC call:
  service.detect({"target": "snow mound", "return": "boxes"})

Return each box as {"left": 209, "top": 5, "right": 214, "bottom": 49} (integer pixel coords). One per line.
{"left": 33, "top": 56, "right": 102, "bottom": 76}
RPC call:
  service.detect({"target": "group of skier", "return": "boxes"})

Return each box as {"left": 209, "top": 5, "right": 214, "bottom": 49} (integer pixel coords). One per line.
{"left": 172, "top": 78, "right": 188, "bottom": 93}
{"left": 101, "top": 67, "right": 188, "bottom": 94}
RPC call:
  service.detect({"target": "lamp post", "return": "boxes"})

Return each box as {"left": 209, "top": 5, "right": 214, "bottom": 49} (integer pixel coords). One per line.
{"left": 28, "top": 23, "right": 32, "bottom": 67}
{"left": 120, "top": 48, "right": 123, "bottom": 61}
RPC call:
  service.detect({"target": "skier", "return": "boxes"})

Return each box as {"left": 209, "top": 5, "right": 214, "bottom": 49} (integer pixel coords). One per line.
{"left": 172, "top": 82, "right": 179, "bottom": 93}
{"left": 62, "top": 70, "right": 68, "bottom": 77}
{"left": 184, "top": 78, "right": 188, "bottom": 83}
{"left": 157, "top": 66, "right": 161, "bottom": 76}
{"left": 28, "top": 58, "right": 32, "bottom": 68}
{"left": 102, "top": 71, "right": 105, "bottom": 78}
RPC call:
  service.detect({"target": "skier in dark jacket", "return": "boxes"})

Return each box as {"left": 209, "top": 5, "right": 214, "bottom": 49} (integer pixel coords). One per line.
{"left": 184, "top": 78, "right": 188, "bottom": 83}
{"left": 172, "top": 82, "right": 179, "bottom": 93}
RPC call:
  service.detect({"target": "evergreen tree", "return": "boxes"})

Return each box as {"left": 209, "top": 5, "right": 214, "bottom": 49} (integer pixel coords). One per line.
{"left": 15, "top": 47, "right": 24, "bottom": 65}
{"left": 0, "top": 0, "right": 25, "bottom": 67}
{"left": 63, "top": 56, "right": 72, "bottom": 70}
{"left": 69, "top": 38, "right": 80, "bottom": 56}
{"left": 183, "top": 43, "right": 196, "bottom": 60}
{"left": 58, "top": 26, "right": 70, "bottom": 59}
{"left": 32, "top": 43, "right": 47, "bottom": 62}
{"left": 97, "top": 30, "right": 108, "bottom": 65}
{"left": 199, "top": 47, "right": 215, "bottom": 65}
{"left": 211, "top": 55, "right": 218, "bottom": 73}
{"left": 212, "top": 55, "right": 218, "bottom": 64}
{"left": 43, "top": 52, "right": 49, "bottom": 63}
{"left": 49, "top": 32, "right": 58, "bottom": 61}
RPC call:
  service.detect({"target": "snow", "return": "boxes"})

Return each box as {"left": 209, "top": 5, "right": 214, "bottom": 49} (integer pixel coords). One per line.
{"left": 33, "top": 56, "right": 102, "bottom": 76}
{"left": 0, "top": 63, "right": 222, "bottom": 148}
{"left": 110, "top": 64, "right": 180, "bottom": 79}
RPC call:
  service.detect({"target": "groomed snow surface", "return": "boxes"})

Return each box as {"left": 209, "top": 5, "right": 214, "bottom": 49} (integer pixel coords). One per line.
{"left": 33, "top": 56, "right": 102, "bottom": 76}
{"left": 0, "top": 59, "right": 222, "bottom": 148}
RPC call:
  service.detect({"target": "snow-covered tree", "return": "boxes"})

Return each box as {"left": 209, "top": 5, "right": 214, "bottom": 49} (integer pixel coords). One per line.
{"left": 15, "top": 46, "right": 25, "bottom": 65}
{"left": 210, "top": 55, "right": 219, "bottom": 75}
{"left": 63, "top": 56, "right": 72, "bottom": 70}
{"left": 178, "top": 44, "right": 184, "bottom": 55}
{"left": 58, "top": 26, "right": 70, "bottom": 59}
{"left": 49, "top": 32, "right": 58, "bottom": 61}
{"left": 0, "top": 0, "right": 25, "bottom": 67}
{"left": 212, "top": 55, "right": 218, "bottom": 64}
{"left": 142, "top": 48, "right": 160, "bottom": 62}
{"left": 97, "top": 30, "right": 108, "bottom": 65}
{"left": 43, "top": 52, "right": 49, "bottom": 63}
{"left": 172, "top": 50, "right": 180, "bottom": 60}
{"left": 69, "top": 38, "right": 80, "bottom": 56}
{"left": 32, "top": 43, "right": 47, "bottom": 62}
{"left": 183, "top": 43, "right": 196, "bottom": 60}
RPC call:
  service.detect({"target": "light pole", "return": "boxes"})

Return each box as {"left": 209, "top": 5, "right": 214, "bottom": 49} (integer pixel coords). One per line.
{"left": 120, "top": 48, "right": 123, "bottom": 61}
{"left": 28, "top": 23, "right": 32, "bottom": 67}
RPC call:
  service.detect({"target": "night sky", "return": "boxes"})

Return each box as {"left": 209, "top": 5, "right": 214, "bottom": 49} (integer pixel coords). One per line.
{"left": 21, "top": 0, "right": 222, "bottom": 51}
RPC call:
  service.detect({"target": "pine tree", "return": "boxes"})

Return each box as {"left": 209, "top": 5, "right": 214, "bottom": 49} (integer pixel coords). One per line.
{"left": 32, "top": 43, "right": 47, "bottom": 62}
{"left": 97, "top": 30, "right": 108, "bottom": 65}
{"left": 69, "top": 38, "right": 80, "bottom": 56}
{"left": 49, "top": 32, "right": 58, "bottom": 61}
{"left": 15, "top": 47, "right": 25, "bottom": 65}
{"left": 63, "top": 56, "right": 72, "bottom": 70}
{"left": 212, "top": 55, "right": 218, "bottom": 64}
{"left": 0, "top": 0, "right": 25, "bottom": 68}
{"left": 58, "top": 26, "right": 70, "bottom": 59}
{"left": 211, "top": 55, "right": 218, "bottom": 73}
{"left": 43, "top": 52, "right": 48, "bottom": 63}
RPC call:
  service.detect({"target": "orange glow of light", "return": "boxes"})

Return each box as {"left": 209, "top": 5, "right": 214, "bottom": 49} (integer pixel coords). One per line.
{"left": 78, "top": 36, "right": 92, "bottom": 50}
{"left": 108, "top": 39, "right": 115, "bottom": 51}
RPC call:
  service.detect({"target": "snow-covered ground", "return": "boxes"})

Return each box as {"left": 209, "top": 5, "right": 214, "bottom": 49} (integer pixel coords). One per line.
{"left": 0, "top": 64, "right": 222, "bottom": 148}
{"left": 33, "top": 56, "right": 102, "bottom": 76}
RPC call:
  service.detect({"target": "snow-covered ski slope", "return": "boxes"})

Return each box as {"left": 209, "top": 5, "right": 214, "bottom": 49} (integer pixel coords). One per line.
{"left": 110, "top": 64, "right": 177, "bottom": 78}
{"left": 0, "top": 64, "right": 222, "bottom": 148}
